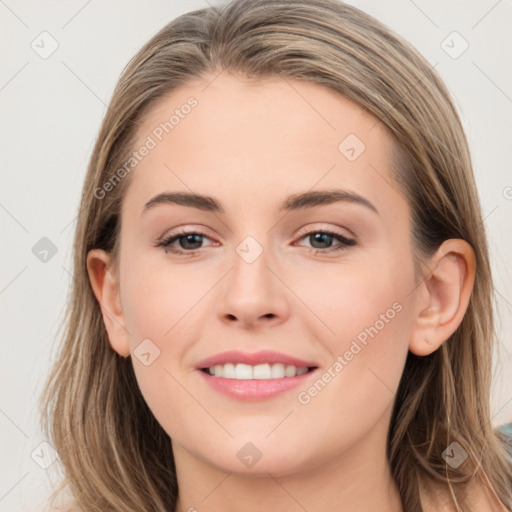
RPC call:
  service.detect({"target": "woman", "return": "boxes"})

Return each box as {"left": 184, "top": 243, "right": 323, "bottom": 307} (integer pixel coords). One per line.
{"left": 40, "top": 0, "right": 512, "bottom": 510}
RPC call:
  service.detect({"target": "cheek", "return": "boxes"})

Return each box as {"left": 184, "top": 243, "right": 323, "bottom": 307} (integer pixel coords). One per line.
{"left": 290, "top": 251, "right": 412, "bottom": 342}
{"left": 291, "top": 254, "right": 414, "bottom": 405}
{"left": 119, "top": 257, "right": 211, "bottom": 431}
{"left": 294, "top": 293, "right": 412, "bottom": 449}
{"left": 121, "top": 255, "right": 207, "bottom": 344}
{"left": 121, "top": 239, "right": 415, "bottom": 427}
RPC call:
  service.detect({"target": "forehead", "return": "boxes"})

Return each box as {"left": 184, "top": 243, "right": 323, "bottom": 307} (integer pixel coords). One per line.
{"left": 123, "top": 72, "right": 406, "bottom": 221}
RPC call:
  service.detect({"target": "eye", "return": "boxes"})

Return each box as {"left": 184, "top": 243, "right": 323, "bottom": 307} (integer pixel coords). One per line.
{"left": 295, "top": 229, "right": 356, "bottom": 254}
{"left": 155, "top": 228, "right": 356, "bottom": 257}
{"left": 155, "top": 230, "right": 216, "bottom": 256}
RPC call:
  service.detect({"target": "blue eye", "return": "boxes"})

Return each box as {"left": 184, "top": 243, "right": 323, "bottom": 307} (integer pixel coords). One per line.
{"left": 156, "top": 229, "right": 356, "bottom": 256}
{"left": 156, "top": 230, "right": 212, "bottom": 255}
{"left": 297, "top": 230, "right": 356, "bottom": 253}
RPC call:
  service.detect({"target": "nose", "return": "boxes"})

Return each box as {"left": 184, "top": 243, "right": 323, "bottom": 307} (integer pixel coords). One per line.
{"left": 216, "top": 245, "right": 290, "bottom": 329}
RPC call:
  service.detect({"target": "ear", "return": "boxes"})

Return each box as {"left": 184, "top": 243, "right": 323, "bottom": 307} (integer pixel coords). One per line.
{"left": 86, "top": 249, "right": 131, "bottom": 358}
{"left": 409, "top": 239, "right": 476, "bottom": 356}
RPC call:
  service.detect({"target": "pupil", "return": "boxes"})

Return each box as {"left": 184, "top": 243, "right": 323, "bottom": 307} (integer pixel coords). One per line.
{"left": 310, "top": 233, "right": 333, "bottom": 249}
{"left": 180, "top": 234, "right": 202, "bottom": 249}
{"left": 177, "top": 233, "right": 334, "bottom": 250}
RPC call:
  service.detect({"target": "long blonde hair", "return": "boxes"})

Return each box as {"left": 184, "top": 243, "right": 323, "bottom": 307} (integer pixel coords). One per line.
{"left": 40, "top": 0, "right": 512, "bottom": 510}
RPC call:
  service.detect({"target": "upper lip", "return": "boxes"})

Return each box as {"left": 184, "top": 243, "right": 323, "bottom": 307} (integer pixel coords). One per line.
{"left": 195, "top": 350, "right": 318, "bottom": 370}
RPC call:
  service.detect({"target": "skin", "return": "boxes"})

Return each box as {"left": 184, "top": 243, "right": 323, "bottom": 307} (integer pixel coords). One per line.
{"left": 87, "top": 72, "right": 477, "bottom": 512}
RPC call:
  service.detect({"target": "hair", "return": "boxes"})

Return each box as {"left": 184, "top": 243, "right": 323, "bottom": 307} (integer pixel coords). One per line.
{"left": 40, "top": 0, "right": 512, "bottom": 510}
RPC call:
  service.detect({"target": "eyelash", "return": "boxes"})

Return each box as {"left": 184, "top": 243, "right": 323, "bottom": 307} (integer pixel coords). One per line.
{"left": 155, "top": 228, "right": 356, "bottom": 257}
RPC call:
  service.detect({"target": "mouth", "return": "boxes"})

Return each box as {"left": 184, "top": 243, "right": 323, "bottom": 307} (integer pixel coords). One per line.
{"left": 195, "top": 350, "right": 319, "bottom": 399}
{"left": 199, "top": 363, "right": 318, "bottom": 380}
{"left": 197, "top": 363, "right": 319, "bottom": 400}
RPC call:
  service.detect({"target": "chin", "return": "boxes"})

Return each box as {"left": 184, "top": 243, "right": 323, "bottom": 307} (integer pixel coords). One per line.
{"left": 198, "top": 437, "right": 314, "bottom": 477}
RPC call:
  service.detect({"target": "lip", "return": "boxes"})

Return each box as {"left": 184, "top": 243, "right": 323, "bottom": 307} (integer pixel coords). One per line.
{"left": 195, "top": 349, "right": 318, "bottom": 370}
{"left": 197, "top": 366, "right": 319, "bottom": 400}
{"left": 195, "top": 350, "right": 319, "bottom": 401}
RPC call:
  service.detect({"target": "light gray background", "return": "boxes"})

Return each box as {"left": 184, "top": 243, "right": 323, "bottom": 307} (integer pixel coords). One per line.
{"left": 1, "top": 1, "right": 511, "bottom": 510}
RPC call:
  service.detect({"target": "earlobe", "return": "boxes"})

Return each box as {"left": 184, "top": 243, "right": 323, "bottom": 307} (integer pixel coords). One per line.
{"left": 86, "top": 249, "right": 131, "bottom": 358}
{"left": 409, "top": 239, "right": 476, "bottom": 356}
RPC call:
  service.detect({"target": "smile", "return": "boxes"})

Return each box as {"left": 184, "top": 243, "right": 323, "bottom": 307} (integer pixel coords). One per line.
{"left": 201, "top": 362, "right": 314, "bottom": 379}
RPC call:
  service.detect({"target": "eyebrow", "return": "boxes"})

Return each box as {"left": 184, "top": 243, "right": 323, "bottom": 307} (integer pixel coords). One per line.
{"left": 142, "top": 189, "right": 379, "bottom": 216}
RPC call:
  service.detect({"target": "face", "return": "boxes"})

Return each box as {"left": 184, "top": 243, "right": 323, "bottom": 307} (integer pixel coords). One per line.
{"left": 110, "top": 73, "right": 421, "bottom": 475}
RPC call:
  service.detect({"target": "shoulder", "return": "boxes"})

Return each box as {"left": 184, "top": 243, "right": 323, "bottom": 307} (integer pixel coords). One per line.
{"left": 421, "top": 424, "right": 512, "bottom": 511}
{"left": 420, "top": 465, "right": 510, "bottom": 511}
{"left": 422, "top": 481, "right": 508, "bottom": 512}
{"left": 464, "top": 475, "right": 510, "bottom": 512}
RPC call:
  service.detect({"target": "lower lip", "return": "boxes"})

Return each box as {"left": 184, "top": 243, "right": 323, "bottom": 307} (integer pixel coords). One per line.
{"left": 197, "top": 369, "right": 318, "bottom": 400}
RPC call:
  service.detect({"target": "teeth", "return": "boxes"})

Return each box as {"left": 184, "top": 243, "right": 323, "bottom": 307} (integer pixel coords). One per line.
{"left": 207, "top": 363, "right": 310, "bottom": 379}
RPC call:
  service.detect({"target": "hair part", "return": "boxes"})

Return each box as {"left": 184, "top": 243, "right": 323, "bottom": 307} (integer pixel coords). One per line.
{"left": 40, "top": 0, "right": 512, "bottom": 510}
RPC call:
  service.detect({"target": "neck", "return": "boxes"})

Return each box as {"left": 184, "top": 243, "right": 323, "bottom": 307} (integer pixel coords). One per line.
{"left": 173, "top": 412, "right": 403, "bottom": 512}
